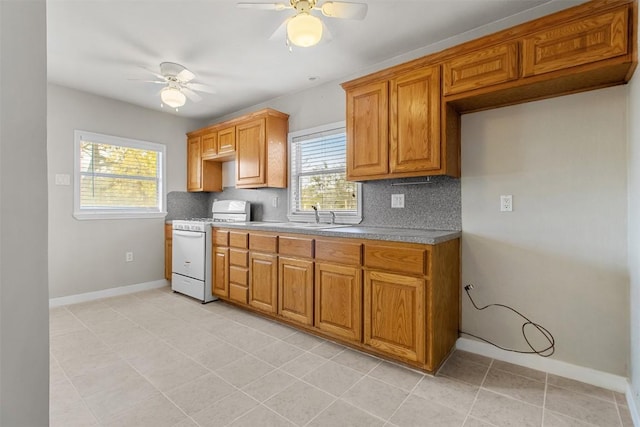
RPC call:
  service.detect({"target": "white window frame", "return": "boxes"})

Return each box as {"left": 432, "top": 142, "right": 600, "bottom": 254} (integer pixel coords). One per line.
{"left": 287, "top": 121, "right": 362, "bottom": 224}
{"left": 73, "top": 130, "right": 167, "bottom": 220}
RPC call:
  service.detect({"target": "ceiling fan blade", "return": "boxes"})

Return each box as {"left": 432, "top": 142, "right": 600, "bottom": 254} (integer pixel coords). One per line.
{"left": 319, "top": 1, "right": 367, "bottom": 20}
{"left": 128, "top": 79, "right": 166, "bottom": 84}
{"left": 187, "top": 83, "right": 217, "bottom": 94}
{"left": 139, "top": 66, "right": 166, "bottom": 81}
{"left": 176, "top": 68, "right": 195, "bottom": 83}
{"left": 182, "top": 88, "right": 202, "bottom": 103}
{"left": 237, "top": 2, "right": 290, "bottom": 11}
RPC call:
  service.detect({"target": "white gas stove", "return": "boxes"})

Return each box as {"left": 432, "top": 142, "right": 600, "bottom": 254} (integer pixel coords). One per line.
{"left": 171, "top": 200, "right": 250, "bottom": 303}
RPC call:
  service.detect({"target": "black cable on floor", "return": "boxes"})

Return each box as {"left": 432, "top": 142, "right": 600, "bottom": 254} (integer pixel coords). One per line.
{"left": 460, "top": 284, "right": 555, "bottom": 357}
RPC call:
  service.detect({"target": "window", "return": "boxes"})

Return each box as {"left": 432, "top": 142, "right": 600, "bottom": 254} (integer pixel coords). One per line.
{"left": 74, "top": 130, "right": 166, "bottom": 220}
{"left": 288, "top": 122, "right": 362, "bottom": 224}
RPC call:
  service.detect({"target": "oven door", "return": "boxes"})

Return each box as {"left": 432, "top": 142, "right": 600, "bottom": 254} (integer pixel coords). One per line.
{"left": 172, "top": 229, "right": 206, "bottom": 281}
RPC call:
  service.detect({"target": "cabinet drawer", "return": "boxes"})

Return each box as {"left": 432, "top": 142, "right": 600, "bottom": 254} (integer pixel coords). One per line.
{"left": 364, "top": 244, "right": 427, "bottom": 276}
{"left": 279, "top": 236, "right": 314, "bottom": 258}
{"left": 315, "top": 239, "right": 362, "bottom": 265}
{"left": 229, "top": 231, "right": 249, "bottom": 249}
{"left": 229, "top": 283, "right": 248, "bottom": 304}
{"left": 230, "top": 266, "right": 248, "bottom": 286}
{"left": 250, "top": 233, "right": 278, "bottom": 253}
{"left": 443, "top": 42, "right": 519, "bottom": 95}
{"left": 213, "top": 229, "right": 229, "bottom": 246}
{"left": 522, "top": 7, "right": 628, "bottom": 77}
{"left": 230, "top": 249, "right": 249, "bottom": 267}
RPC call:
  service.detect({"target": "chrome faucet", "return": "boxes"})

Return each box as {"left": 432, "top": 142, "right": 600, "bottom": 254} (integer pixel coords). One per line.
{"left": 329, "top": 211, "right": 336, "bottom": 224}
{"left": 311, "top": 205, "right": 320, "bottom": 223}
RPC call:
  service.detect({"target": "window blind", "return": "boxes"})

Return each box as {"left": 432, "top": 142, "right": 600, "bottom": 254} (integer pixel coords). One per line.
{"left": 290, "top": 126, "right": 357, "bottom": 213}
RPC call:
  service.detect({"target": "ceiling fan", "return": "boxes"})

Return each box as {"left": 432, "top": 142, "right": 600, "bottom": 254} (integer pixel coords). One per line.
{"left": 238, "top": 0, "right": 368, "bottom": 48}
{"left": 134, "top": 62, "right": 215, "bottom": 110}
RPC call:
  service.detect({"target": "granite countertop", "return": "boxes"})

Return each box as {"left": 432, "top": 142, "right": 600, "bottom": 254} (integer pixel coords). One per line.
{"left": 213, "top": 221, "right": 461, "bottom": 245}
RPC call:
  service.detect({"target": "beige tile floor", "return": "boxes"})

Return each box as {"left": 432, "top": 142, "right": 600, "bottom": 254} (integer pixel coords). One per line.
{"left": 50, "top": 286, "right": 634, "bottom": 427}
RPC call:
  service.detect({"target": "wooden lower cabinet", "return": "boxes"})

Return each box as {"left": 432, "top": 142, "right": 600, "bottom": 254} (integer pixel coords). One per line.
{"left": 279, "top": 257, "right": 314, "bottom": 326}
{"left": 363, "top": 270, "right": 425, "bottom": 364}
{"left": 314, "top": 262, "right": 362, "bottom": 342}
{"left": 249, "top": 252, "right": 278, "bottom": 314}
{"left": 212, "top": 227, "right": 460, "bottom": 373}
{"left": 212, "top": 247, "right": 229, "bottom": 298}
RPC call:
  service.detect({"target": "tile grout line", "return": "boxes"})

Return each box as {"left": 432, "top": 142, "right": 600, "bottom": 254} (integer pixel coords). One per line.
{"left": 63, "top": 293, "right": 267, "bottom": 425}
{"left": 461, "top": 357, "right": 494, "bottom": 426}
{"left": 541, "top": 371, "right": 548, "bottom": 427}
{"left": 382, "top": 366, "right": 433, "bottom": 426}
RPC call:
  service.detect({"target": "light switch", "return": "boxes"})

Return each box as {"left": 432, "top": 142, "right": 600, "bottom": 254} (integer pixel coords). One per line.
{"left": 55, "top": 174, "right": 71, "bottom": 186}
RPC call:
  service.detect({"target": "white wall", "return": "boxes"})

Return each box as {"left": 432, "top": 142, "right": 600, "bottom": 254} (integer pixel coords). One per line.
{"left": 0, "top": 0, "right": 50, "bottom": 425}
{"left": 461, "top": 87, "right": 629, "bottom": 375}
{"left": 47, "top": 84, "right": 200, "bottom": 298}
{"left": 627, "top": 14, "right": 640, "bottom": 413}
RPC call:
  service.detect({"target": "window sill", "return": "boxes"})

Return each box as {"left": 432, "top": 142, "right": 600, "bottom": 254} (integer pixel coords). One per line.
{"left": 73, "top": 211, "right": 167, "bottom": 220}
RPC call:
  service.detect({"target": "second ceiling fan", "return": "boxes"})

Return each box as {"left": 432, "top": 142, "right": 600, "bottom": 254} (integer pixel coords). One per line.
{"left": 238, "top": 0, "right": 368, "bottom": 48}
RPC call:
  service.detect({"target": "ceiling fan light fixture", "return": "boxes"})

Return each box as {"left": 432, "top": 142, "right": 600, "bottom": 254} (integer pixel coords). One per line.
{"left": 287, "top": 12, "right": 323, "bottom": 47}
{"left": 161, "top": 87, "right": 186, "bottom": 108}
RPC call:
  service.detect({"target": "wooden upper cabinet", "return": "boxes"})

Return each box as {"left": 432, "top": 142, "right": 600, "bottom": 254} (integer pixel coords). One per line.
{"left": 344, "top": 66, "right": 450, "bottom": 180}
{"left": 187, "top": 135, "right": 222, "bottom": 192}
{"left": 443, "top": 42, "right": 520, "bottom": 95}
{"left": 522, "top": 7, "right": 629, "bottom": 77}
{"left": 235, "top": 110, "right": 288, "bottom": 189}
{"left": 187, "top": 136, "right": 202, "bottom": 191}
{"left": 390, "top": 65, "right": 441, "bottom": 173}
{"left": 201, "top": 132, "right": 218, "bottom": 159}
{"left": 186, "top": 108, "right": 288, "bottom": 191}
{"left": 237, "top": 118, "right": 266, "bottom": 187}
{"left": 217, "top": 126, "right": 236, "bottom": 155}
{"left": 346, "top": 81, "right": 389, "bottom": 180}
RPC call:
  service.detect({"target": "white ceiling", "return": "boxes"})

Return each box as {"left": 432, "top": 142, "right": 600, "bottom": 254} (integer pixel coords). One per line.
{"left": 47, "top": 0, "right": 577, "bottom": 119}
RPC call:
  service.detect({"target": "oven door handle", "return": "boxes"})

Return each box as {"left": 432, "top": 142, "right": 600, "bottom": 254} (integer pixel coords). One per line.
{"left": 173, "top": 230, "right": 204, "bottom": 238}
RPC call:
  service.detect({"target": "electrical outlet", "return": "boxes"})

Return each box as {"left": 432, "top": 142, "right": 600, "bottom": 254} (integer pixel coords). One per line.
{"left": 272, "top": 196, "right": 279, "bottom": 208}
{"left": 500, "top": 195, "right": 513, "bottom": 212}
{"left": 125, "top": 252, "right": 134, "bottom": 262}
{"left": 391, "top": 194, "right": 405, "bottom": 208}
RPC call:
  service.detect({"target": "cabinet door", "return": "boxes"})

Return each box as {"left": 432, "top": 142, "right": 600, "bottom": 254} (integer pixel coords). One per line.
{"left": 279, "top": 257, "right": 314, "bottom": 326}
{"left": 364, "top": 270, "right": 425, "bottom": 364}
{"left": 390, "top": 66, "right": 441, "bottom": 174}
{"left": 249, "top": 252, "right": 277, "bottom": 313}
{"left": 236, "top": 118, "right": 266, "bottom": 187}
{"left": 346, "top": 81, "right": 389, "bottom": 179}
{"left": 212, "top": 247, "right": 229, "bottom": 298}
{"left": 187, "top": 136, "right": 202, "bottom": 191}
{"left": 315, "top": 262, "right": 361, "bottom": 341}
{"left": 201, "top": 132, "right": 218, "bottom": 158}
{"left": 443, "top": 42, "right": 519, "bottom": 95}
{"left": 218, "top": 126, "right": 236, "bottom": 155}
{"left": 522, "top": 7, "right": 628, "bottom": 77}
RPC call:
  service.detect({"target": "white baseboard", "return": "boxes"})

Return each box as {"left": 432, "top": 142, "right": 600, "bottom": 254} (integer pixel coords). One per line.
{"left": 49, "top": 280, "right": 169, "bottom": 308}
{"left": 627, "top": 384, "right": 640, "bottom": 427}
{"left": 456, "top": 337, "right": 628, "bottom": 393}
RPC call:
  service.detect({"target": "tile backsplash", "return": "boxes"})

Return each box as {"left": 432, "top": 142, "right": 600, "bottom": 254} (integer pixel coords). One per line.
{"left": 167, "top": 176, "right": 460, "bottom": 230}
